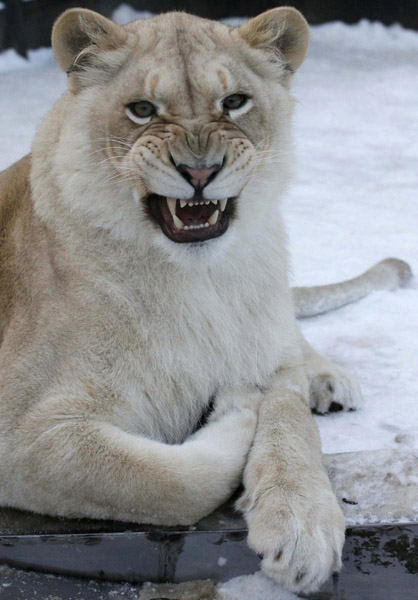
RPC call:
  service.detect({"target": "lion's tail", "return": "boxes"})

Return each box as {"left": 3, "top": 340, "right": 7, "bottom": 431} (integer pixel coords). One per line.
{"left": 293, "top": 258, "right": 413, "bottom": 318}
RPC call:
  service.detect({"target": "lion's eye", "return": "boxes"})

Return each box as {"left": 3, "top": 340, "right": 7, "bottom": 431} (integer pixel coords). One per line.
{"left": 130, "top": 101, "right": 156, "bottom": 118}
{"left": 222, "top": 94, "right": 249, "bottom": 112}
{"left": 126, "top": 101, "right": 157, "bottom": 124}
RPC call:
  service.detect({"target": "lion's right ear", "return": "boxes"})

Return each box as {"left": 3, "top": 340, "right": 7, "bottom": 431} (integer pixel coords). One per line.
{"left": 238, "top": 7, "right": 309, "bottom": 74}
{"left": 52, "top": 8, "right": 127, "bottom": 80}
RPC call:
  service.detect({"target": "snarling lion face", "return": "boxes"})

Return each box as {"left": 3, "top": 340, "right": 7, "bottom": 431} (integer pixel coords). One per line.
{"left": 50, "top": 8, "right": 309, "bottom": 256}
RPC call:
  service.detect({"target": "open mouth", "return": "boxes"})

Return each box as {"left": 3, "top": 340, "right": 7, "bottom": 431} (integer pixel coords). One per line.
{"left": 146, "top": 194, "right": 236, "bottom": 243}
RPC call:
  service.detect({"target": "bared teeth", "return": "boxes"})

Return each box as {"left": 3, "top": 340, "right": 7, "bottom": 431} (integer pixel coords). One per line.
{"left": 184, "top": 223, "right": 209, "bottom": 231}
{"left": 208, "top": 210, "right": 219, "bottom": 226}
{"left": 173, "top": 214, "right": 184, "bottom": 230}
{"left": 167, "top": 198, "right": 177, "bottom": 216}
{"left": 167, "top": 197, "right": 225, "bottom": 231}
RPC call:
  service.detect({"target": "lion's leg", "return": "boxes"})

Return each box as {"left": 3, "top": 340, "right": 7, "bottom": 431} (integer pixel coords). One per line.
{"left": 237, "top": 366, "right": 345, "bottom": 594}
{"left": 2, "top": 388, "right": 259, "bottom": 526}
{"left": 298, "top": 329, "right": 363, "bottom": 414}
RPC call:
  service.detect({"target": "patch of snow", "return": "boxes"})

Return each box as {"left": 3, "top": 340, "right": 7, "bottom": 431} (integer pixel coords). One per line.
{"left": 220, "top": 17, "right": 247, "bottom": 27}
{"left": 112, "top": 5, "right": 154, "bottom": 25}
{"left": 325, "top": 450, "right": 418, "bottom": 525}
{"left": 140, "top": 580, "right": 215, "bottom": 599}
{"left": 0, "top": 47, "right": 55, "bottom": 73}
{"left": 0, "top": 48, "right": 65, "bottom": 168}
{"left": 216, "top": 571, "right": 299, "bottom": 600}
{"left": 286, "top": 21, "right": 418, "bottom": 454}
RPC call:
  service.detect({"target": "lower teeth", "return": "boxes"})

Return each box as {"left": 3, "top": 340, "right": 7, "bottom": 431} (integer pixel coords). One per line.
{"left": 184, "top": 223, "right": 210, "bottom": 231}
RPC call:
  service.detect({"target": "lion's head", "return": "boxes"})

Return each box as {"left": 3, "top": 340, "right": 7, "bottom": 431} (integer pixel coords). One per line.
{"left": 44, "top": 7, "right": 309, "bottom": 261}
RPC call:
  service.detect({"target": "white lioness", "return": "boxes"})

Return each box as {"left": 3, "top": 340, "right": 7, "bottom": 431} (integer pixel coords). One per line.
{"left": 0, "top": 6, "right": 412, "bottom": 594}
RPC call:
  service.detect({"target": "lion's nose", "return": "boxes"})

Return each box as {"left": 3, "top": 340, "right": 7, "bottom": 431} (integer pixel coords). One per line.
{"left": 176, "top": 163, "right": 222, "bottom": 189}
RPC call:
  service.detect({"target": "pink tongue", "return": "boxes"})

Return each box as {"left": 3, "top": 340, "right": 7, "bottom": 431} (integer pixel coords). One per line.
{"left": 177, "top": 203, "right": 212, "bottom": 223}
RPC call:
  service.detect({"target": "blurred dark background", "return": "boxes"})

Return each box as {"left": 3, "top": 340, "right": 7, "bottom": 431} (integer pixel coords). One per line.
{"left": 2, "top": 0, "right": 418, "bottom": 57}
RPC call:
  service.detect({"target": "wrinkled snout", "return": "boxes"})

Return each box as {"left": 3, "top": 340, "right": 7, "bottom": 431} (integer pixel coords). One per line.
{"left": 175, "top": 163, "right": 223, "bottom": 190}
{"left": 168, "top": 120, "right": 227, "bottom": 186}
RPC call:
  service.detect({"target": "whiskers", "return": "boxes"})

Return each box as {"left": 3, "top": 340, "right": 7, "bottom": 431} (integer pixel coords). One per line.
{"left": 252, "top": 146, "right": 292, "bottom": 165}
{"left": 230, "top": 147, "right": 292, "bottom": 188}
{"left": 81, "top": 135, "right": 139, "bottom": 188}
{"left": 78, "top": 135, "right": 134, "bottom": 164}
{"left": 98, "top": 167, "right": 138, "bottom": 187}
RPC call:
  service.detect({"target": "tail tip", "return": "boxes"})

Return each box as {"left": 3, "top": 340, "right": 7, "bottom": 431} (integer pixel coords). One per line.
{"left": 379, "top": 258, "right": 413, "bottom": 288}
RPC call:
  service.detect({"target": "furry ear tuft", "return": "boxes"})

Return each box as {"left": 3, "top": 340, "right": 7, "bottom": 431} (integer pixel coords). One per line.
{"left": 52, "top": 8, "right": 127, "bottom": 75}
{"left": 238, "top": 7, "right": 310, "bottom": 72}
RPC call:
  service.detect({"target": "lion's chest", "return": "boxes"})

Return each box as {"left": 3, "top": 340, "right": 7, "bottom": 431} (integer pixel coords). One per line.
{"left": 81, "top": 261, "right": 292, "bottom": 443}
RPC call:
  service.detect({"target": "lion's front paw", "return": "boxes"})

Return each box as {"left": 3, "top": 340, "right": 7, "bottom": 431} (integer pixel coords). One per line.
{"left": 309, "top": 362, "right": 362, "bottom": 415}
{"left": 241, "top": 485, "right": 345, "bottom": 594}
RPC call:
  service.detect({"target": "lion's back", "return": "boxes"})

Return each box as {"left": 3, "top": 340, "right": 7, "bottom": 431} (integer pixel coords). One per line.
{"left": 0, "top": 155, "right": 32, "bottom": 341}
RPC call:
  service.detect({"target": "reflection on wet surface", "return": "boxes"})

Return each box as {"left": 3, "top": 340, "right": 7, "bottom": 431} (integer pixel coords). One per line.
{"left": 307, "top": 525, "right": 418, "bottom": 600}
{"left": 0, "top": 501, "right": 417, "bottom": 599}
{"left": 349, "top": 527, "right": 418, "bottom": 575}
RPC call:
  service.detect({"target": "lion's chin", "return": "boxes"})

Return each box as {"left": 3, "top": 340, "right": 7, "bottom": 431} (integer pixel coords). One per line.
{"left": 145, "top": 193, "right": 236, "bottom": 243}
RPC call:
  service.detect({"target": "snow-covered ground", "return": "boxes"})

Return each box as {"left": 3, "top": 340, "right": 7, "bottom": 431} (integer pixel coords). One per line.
{"left": 288, "top": 20, "right": 418, "bottom": 455}
{"left": 0, "top": 8, "right": 417, "bottom": 599}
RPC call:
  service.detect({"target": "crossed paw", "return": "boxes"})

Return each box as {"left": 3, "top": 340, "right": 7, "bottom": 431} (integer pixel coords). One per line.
{"left": 308, "top": 362, "right": 363, "bottom": 415}
{"left": 239, "top": 482, "right": 345, "bottom": 594}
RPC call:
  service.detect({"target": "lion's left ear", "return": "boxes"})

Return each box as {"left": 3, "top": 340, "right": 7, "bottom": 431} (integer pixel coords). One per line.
{"left": 52, "top": 8, "right": 127, "bottom": 82}
{"left": 238, "top": 7, "right": 309, "bottom": 72}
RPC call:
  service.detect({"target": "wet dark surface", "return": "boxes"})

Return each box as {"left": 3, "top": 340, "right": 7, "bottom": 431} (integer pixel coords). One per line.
{"left": 308, "top": 525, "right": 418, "bottom": 600}
{"left": 0, "top": 502, "right": 418, "bottom": 599}
{"left": 0, "top": 498, "right": 245, "bottom": 536}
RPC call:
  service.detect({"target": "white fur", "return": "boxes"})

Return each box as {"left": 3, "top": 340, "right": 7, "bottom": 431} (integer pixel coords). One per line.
{"left": 2, "top": 8, "right": 409, "bottom": 596}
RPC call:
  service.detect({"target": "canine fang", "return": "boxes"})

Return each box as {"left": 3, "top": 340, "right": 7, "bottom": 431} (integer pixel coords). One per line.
{"left": 172, "top": 214, "right": 184, "bottom": 230}
{"left": 208, "top": 210, "right": 219, "bottom": 225}
{"left": 167, "top": 198, "right": 176, "bottom": 216}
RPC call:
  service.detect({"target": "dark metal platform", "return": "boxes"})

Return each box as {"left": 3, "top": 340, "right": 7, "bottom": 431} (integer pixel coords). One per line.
{"left": 1, "top": 500, "right": 418, "bottom": 599}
